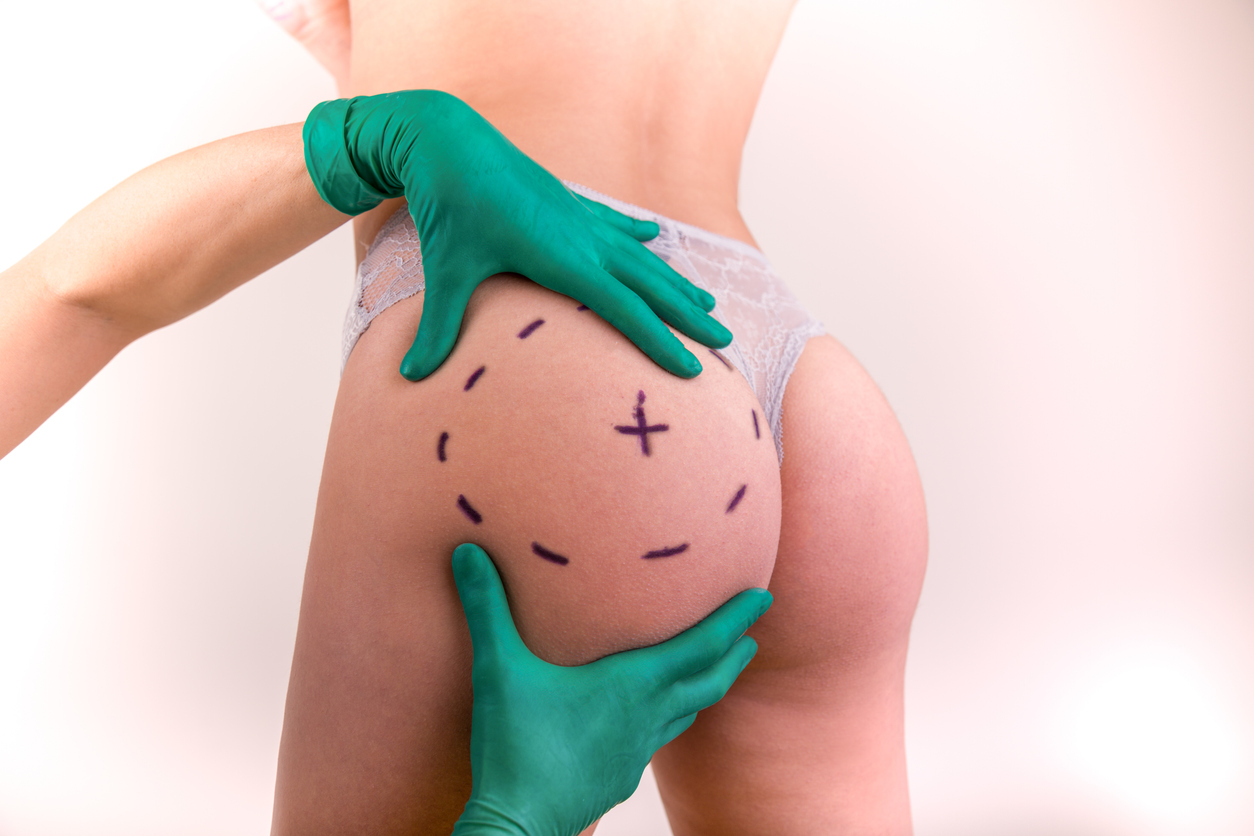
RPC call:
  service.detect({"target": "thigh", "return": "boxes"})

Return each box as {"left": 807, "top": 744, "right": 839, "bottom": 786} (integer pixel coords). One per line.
{"left": 271, "top": 276, "right": 781, "bottom": 835}
{"left": 651, "top": 335, "right": 929, "bottom": 835}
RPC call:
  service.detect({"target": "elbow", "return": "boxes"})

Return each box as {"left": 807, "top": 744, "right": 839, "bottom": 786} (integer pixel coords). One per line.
{"left": 37, "top": 250, "right": 163, "bottom": 339}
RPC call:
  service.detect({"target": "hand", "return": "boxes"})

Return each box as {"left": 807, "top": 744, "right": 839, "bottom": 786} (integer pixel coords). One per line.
{"left": 449, "top": 543, "right": 771, "bottom": 836}
{"left": 303, "top": 91, "right": 733, "bottom": 380}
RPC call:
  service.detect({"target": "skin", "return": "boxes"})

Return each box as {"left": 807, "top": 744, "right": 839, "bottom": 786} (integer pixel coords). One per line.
{"left": 344, "top": 0, "right": 790, "bottom": 262}
{"left": 276, "top": 278, "right": 781, "bottom": 835}
{"left": 0, "top": 125, "right": 348, "bottom": 459}
{"left": 0, "top": 2, "right": 927, "bottom": 832}
{"left": 268, "top": 1, "right": 928, "bottom": 834}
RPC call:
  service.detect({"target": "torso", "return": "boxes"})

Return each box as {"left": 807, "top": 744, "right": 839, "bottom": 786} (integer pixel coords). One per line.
{"left": 347, "top": 0, "right": 796, "bottom": 253}
{"left": 278, "top": 7, "right": 928, "bottom": 832}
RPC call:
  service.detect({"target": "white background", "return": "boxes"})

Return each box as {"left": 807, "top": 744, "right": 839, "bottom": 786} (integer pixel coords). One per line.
{"left": 1, "top": 1, "right": 1251, "bottom": 833}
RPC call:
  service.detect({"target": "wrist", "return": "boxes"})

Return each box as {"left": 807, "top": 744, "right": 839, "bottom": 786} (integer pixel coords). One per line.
{"left": 302, "top": 97, "right": 391, "bottom": 216}
{"left": 362, "top": 89, "right": 477, "bottom": 194}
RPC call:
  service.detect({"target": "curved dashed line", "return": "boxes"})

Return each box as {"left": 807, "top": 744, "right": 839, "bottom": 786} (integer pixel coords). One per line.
{"left": 531, "top": 542, "right": 570, "bottom": 565}
{"left": 449, "top": 322, "right": 730, "bottom": 567}
{"left": 518, "top": 319, "right": 545, "bottom": 338}
{"left": 642, "top": 543, "right": 689, "bottom": 559}
{"left": 709, "top": 349, "right": 733, "bottom": 370}
{"left": 457, "top": 495, "right": 483, "bottom": 524}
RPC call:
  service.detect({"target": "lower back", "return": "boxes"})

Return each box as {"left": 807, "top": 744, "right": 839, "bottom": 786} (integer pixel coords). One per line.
{"left": 346, "top": 0, "right": 795, "bottom": 243}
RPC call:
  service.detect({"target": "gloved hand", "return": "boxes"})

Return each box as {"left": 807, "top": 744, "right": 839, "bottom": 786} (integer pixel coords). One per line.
{"left": 449, "top": 543, "right": 771, "bottom": 836}
{"left": 303, "top": 91, "right": 733, "bottom": 380}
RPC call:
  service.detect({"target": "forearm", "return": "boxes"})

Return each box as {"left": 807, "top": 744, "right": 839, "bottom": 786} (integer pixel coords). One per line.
{"left": 35, "top": 122, "right": 346, "bottom": 331}
{"left": 0, "top": 122, "right": 348, "bottom": 458}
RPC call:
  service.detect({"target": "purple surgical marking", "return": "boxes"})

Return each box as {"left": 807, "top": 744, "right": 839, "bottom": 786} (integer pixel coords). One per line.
{"left": 531, "top": 542, "right": 570, "bottom": 566}
{"left": 709, "top": 349, "right": 733, "bottom": 370}
{"left": 517, "top": 319, "right": 545, "bottom": 339}
{"left": 464, "top": 366, "right": 486, "bottom": 391}
{"left": 576, "top": 304, "right": 590, "bottom": 311}
{"left": 457, "top": 495, "right": 483, "bottom": 524}
{"left": 438, "top": 431, "right": 449, "bottom": 462}
{"left": 726, "top": 484, "right": 747, "bottom": 514}
{"left": 752, "top": 410, "right": 760, "bottom": 440}
{"left": 642, "top": 543, "right": 690, "bottom": 560}
{"left": 614, "top": 389, "right": 669, "bottom": 456}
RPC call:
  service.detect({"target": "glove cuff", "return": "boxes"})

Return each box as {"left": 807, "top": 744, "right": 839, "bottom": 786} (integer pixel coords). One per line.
{"left": 303, "top": 98, "right": 392, "bottom": 216}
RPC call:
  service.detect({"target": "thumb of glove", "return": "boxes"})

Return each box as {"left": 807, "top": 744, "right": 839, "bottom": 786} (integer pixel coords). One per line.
{"left": 451, "top": 543, "right": 528, "bottom": 667}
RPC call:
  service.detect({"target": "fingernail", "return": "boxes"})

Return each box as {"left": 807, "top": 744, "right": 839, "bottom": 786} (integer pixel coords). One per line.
{"left": 682, "top": 353, "right": 702, "bottom": 377}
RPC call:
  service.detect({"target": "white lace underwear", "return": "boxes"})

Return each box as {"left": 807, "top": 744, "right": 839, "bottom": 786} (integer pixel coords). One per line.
{"left": 342, "top": 182, "right": 825, "bottom": 463}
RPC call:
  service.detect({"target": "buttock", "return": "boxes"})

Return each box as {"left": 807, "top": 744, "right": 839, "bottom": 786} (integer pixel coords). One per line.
{"left": 340, "top": 183, "right": 825, "bottom": 462}
{"left": 275, "top": 186, "right": 928, "bottom": 835}
{"left": 274, "top": 240, "right": 786, "bottom": 832}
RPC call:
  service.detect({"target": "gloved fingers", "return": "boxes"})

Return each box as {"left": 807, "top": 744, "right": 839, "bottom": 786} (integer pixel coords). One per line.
{"left": 450, "top": 543, "right": 530, "bottom": 665}
{"left": 604, "top": 250, "right": 732, "bottom": 349}
{"left": 608, "top": 234, "right": 716, "bottom": 312}
{"left": 572, "top": 273, "right": 704, "bottom": 378}
{"left": 575, "top": 195, "right": 661, "bottom": 242}
{"left": 629, "top": 588, "right": 771, "bottom": 679}
{"left": 399, "top": 272, "right": 480, "bottom": 380}
{"left": 669, "top": 635, "right": 759, "bottom": 718}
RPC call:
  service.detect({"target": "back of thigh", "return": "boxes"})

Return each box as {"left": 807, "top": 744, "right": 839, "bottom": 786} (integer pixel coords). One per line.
{"left": 651, "top": 335, "right": 929, "bottom": 836}
{"left": 271, "top": 276, "right": 781, "bottom": 835}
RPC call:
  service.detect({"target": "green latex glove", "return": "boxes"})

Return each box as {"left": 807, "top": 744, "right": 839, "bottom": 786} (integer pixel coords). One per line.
{"left": 449, "top": 543, "right": 771, "bottom": 836}
{"left": 303, "top": 90, "right": 733, "bottom": 380}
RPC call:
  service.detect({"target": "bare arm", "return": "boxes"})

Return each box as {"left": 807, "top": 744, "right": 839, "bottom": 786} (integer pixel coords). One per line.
{"left": 0, "top": 123, "right": 348, "bottom": 458}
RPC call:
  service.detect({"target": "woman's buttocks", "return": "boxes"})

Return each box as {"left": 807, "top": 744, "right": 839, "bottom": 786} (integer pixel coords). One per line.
{"left": 322, "top": 275, "right": 781, "bottom": 664}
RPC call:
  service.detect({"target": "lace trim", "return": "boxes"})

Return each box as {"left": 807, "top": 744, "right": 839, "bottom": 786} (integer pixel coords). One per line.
{"left": 342, "top": 185, "right": 825, "bottom": 464}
